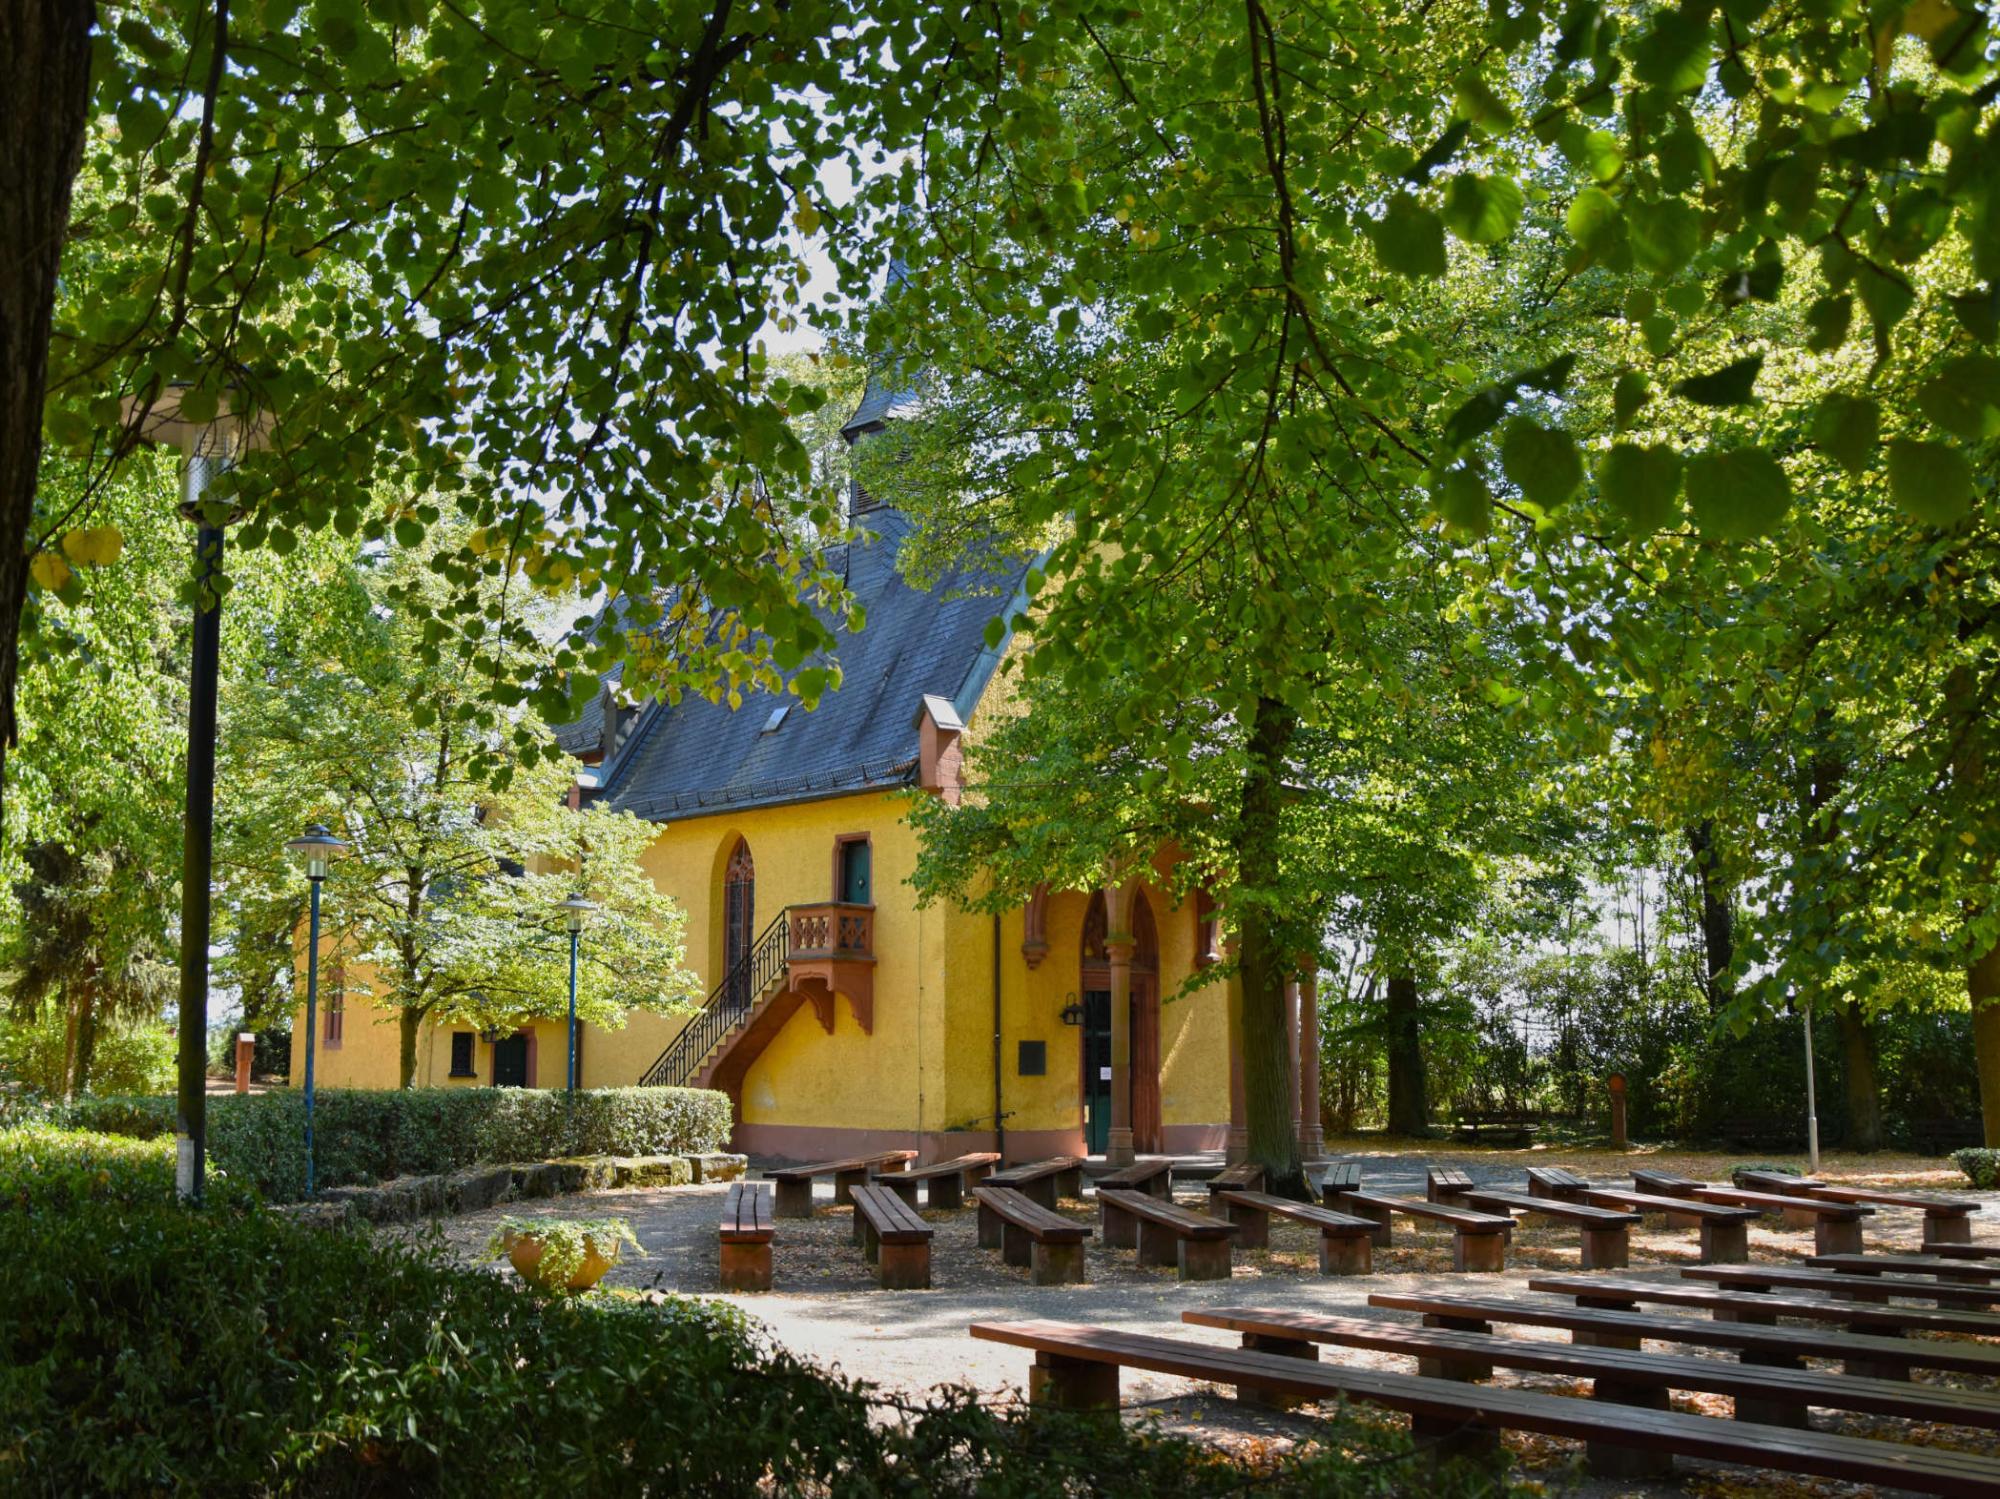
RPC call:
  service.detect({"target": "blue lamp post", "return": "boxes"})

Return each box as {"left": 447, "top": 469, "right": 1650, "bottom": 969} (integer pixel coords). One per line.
{"left": 287, "top": 824, "right": 348, "bottom": 1194}
{"left": 559, "top": 894, "right": 596, "bottom": 1093}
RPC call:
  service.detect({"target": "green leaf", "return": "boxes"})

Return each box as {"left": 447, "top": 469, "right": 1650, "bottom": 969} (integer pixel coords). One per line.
{"left": 1613, "top": 372, "right": 1652, "bottom": 431}
{"left": 1597, "top": 443, "right": 1683, "bottom": 532}
{"left": 1813, "top": 394, "right": 1880, "bottom": 475}
{"left": 1403, "top": 119, "right": 1471, "bottom": 184}
{"left": 1437, "top": 467, "right": 1493, "bottom": 536}
{"left": 1627, "top": 198, "right": 1701, "bottom": 277}
{"left": 1887, "top": 438, "right": 1974, "bottom": 525}
{"left": 1917, "top": 356, "right": 2000, "bottom": 441}
{"left": 1951, "top": 287, "right": 2000, "bottom": 344}
{"left": 1368, "top": 194, "right": 1448, "bottom": 277}
{"left": 1684, "top": 448, "right": 1793, "bottom": 540}
{"left": 1672, "top": 355, "right": 1762, "bottom": 407}
{"left": 1805, "top": 294, "right": 1853, "bottom": 352}
{"left": 1500, "top": 418, "right": 1584, "bottom": 508}
{"left": 1855, "top": 263, "right": 1916, "bottom": 333}
{"left": 1442, "top": 174, "right": 1524, "bottom": 245}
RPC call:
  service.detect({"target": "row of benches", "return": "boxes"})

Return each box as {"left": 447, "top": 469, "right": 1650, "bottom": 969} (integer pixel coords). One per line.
{"left": 972, "top": 1257, "right": 2000, "bottom": 1492}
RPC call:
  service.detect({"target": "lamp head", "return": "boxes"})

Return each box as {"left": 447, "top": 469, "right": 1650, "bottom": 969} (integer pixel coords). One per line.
{"left": 560, "top": 893, "right": 597, "bottom": 934}
{"left": 285, "top": 824, "right": 349, "bottom": 882}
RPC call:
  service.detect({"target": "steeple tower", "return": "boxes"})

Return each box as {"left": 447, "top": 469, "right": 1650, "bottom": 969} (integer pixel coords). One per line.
{"left": 840, "top": 257, "right": 921, "bottom": 516}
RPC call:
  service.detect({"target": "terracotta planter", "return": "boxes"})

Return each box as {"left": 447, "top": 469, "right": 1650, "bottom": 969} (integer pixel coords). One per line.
{"left": 504, "top": 1231, "right": 621, "bottom": 1291}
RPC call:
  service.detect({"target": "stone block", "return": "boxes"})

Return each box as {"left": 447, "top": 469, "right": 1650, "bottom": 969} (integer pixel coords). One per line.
{"left": 448, "top": 1166, "right": 517, "bottom": 1213}
{"left": 279, "top": 1200, "right": 355, "bottom": 1230}
{"left": 511, "top": 1162, "right": 566, "bottom": 1199}
{"left": 612, "top": 1155, "right": 693, "bottom": 1188}
{"left": 555, "top": 1155, "right": 620, "bottom": 1190}
{"left": 689, "top": 1153, "right": 748, "bottom": 1184}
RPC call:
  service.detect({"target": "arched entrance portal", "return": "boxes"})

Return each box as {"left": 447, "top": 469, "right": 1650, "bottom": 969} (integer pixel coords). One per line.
{"left": 1080, "top": 891, "right": 1161, "bottom": 1155}
{"left": 723, "top": 838, "right": 755, "bottom": 1004}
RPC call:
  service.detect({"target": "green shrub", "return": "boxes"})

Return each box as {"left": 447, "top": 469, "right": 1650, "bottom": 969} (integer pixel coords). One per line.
{"left": 1953, "top": 1146, "right": 2000, "bottom": 1188}
{"left": 0, "top": 1012, "right": 175, "bottom": 1099}
{"left": 0, "top": 1195, "right": 1488, "bottom": 1496}
{"left": 64, "top": 1085, "right": 731, "bottom": 1201}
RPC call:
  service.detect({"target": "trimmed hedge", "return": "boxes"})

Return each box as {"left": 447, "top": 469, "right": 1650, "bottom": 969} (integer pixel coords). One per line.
{"left": 1954, "top": 1146, "right": 2000, "bottom": 1188}
{"left": 63, "top": 1086, "right": 731, "bottom": 1203}
{"left": 0, "top": 1193, "right": 1486, "bottom": 1496}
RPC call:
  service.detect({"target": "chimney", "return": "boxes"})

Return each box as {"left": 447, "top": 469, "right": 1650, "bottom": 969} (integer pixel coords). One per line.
{"left": 913, "top": 694, "right": 965, "bottom": 805}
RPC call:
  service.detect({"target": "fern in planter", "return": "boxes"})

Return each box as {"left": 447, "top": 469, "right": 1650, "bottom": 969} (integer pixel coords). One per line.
{"left": 488, "top": 1216, "right": 643, "bottom": 1291}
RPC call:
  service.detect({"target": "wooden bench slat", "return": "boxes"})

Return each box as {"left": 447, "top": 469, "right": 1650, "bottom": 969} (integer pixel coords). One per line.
{"left": 970, "top": 1319, "right": 2000, "bottom": 1493}
{"left": 1693, "top": 1186, "right": 1873, "bottom": 1218}
{"left": 902, "top": 1152, "right": 1001, "bottom": 1182}
{"left": 1182, "top": 1306, "right": 2000, "bottom": 1430}
{"left": 1462, "top": 1189, "right": 1640, "bottom": 1226}
{"left": 1806, "top": 1184, "right": 1980, "bottom": 1215}
{"left": 851, "top": 1184, "right": 932, "bottom": 1242}
{"left": 1630, "top": 1168, "right": 1703, "bottom": 1194}
{"left": 1369, "top": 1291, "right": 2000, "bottom": 1377}
{"left": 1735, "top": 1170, "right": 1825, "bottom": 1194}
{"left": 1811, "top": 1252, "right": 2000, "bottom": 1281}
{"left": 1531, "top": 1274, "right": 2000, "bottom": 1337}
{"left": 720, "top": 1181, "right": 775, "bottom": 1240}
{"left": 1340, "top": 1191, "right": 1513, "bottom": 1233}
{"left": 1219, "top": 1191, "right": 1377, "bottom": 1235}
{"left": 1208, "top": 1163, "right": 1264, "bottom": 1191}
{"left": 766, "top": 1150, "right": 917, "bottom": 1182}
{"left": 1097, "top": 1158, "right": 1174, "bottom": 1188}
{"left": 1099, "top": 1189, "right": 1234, "bottom": 1238}
{"left": 974, "top": 1186, "right": 1089, "bottom": 1240}
{"left": 990, "top": 1155, "right": 1081, "bottom": 1185}
{"left": 1926, "top": 1241, "right": 2000, "bottom": 1259}
{"left": 1580, "top": 1187, "right": 1759, "bottom": 1221}
{"left": 1685, "top": 1263, "right": 2000, "bottom": 1307}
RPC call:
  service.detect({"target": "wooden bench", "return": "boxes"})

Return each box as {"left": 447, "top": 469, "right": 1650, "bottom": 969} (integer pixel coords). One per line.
{"left": 1802, "top": 1184, "right": 1981, "bottom": 1244}
{"left": 1685, "top": 1262, "right": 2000, "bottom": 1308}
{"left": 1525, "top": 1165, "right": 1592, "bottom": 1200}
{"left": 1812, "top": 1251, "right": 2000, "bottom": 1282}
{"left": 1369, "top": 1289, "right": 2000, "bottom": 1380}
{"left": 1530, "top": 1273, "right": 2000, "bottom": 1372}
{"left": 766, "top": 1150, "right": 917, "bottom": 1217}
{"left": 1215, "top": 1191, "right": 1377, "bottom": 1274}
{"left": 878, "top": 1152, "right": 999, "bottom": 1211}
{"left": 1335, "top": 1190, "right": 1513, "bottom": 1271}
{"left": 1094, "top": 1157, "right": 1173, "bottom": 1200}
{"left": 987, "top": 1155, "right": 1082, "bottom": 1210}
{"left": 1927, "top": 1240, "right": 2000, "bottom": 1259}
{"left": 849, "top": 1183, "right": 932, "bottom": 1289}
{"left": 1462, "top": 1189, "right": 1641, "bottom": 1270}
{"left": 1735, "top": 1168, "right": 1822, "bottom": 1195}
{"left": 1314, "top": 1161, "right": 1360, "bottom": 1203}
{"left": 1580, "top": 1186, "right": 1759, "bottom": 1262}
{"left": 1183, "top": 1304, "right": 2000, "bottom": 1440}
{"left": 1425, "top": 1166, "right": 1473, "bottom": 1203}
{"left": 969, "top": 1319, "right": 2000, "bottom": 1493}
{"left": 1630, "top": 1167, "right": 1703, "bottom": 1197}
{"left": 1097, "top": 1189, "right": 1236, "bottom": 1280}
{"left": 1204, "top": 1161, "right": 1264, "bottom": 1213}
{"left": 973, "top": 1185, "right": 1090, "bottom": 1285}
{"left": 718, "top": 1181, "right": 774, "bottom": 1292}
{"left": 1450, "top": 1109, "right": 1541, "bottom": 1145}
{"left": 1692, "top": 1185, "right": 1875, "bottom": 1254}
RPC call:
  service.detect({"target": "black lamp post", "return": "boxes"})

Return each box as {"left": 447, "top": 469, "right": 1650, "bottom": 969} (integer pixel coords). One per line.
{"left": 286, "top": 824, "right": 348, "bottom": 1195}
{"left": 119, "top": 386, "right": 272, "bottom": 1203}
{"left": 559, "top": 894, "right": 595, "bottom": 1092}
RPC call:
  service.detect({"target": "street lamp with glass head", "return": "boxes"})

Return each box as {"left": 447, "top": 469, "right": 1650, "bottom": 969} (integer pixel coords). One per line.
{"left": 286, "top": 823, "right": 348, "bottom": 1195}
{"left": 559, "top": 894, "right": 596, "bottom": 1093}
{"left": 116, "top": 383, "right": 273, "bottom": 1203}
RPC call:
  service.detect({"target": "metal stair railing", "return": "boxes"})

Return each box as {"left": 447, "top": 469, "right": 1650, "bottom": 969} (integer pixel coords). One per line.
{"left": 638, "top": 909, "right": 790, "bottom": 1088}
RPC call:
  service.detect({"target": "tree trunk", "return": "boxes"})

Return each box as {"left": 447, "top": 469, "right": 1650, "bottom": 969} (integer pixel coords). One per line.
{"left": 1236, "top": 695, "right": 1305, "bottom": 1195}
{"left": 71, "top": 984, "right": 98, "bottom": 1098}
{"left": 1685, "top": 820, "right": 1734, "bottom": 1009}
{"left": 398, "top": 1008, "right": 421, "bottom": 1089}
{"left": 1384, "top": 969, "right": 1427, "bottom": 1135}
{"left": 1833, "top": 1001, "right": 1881, "bottom": 1152}
{"left": 0, "top": 1, "right": 95, "bottom": 815}
{"left": 1975, "top": 942, "right": 2000, "bottom": 1148}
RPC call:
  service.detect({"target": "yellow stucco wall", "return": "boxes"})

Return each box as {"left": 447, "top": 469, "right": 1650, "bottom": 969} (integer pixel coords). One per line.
{"left": 288, "top": 788, "right": 1235, "bottom": 1149}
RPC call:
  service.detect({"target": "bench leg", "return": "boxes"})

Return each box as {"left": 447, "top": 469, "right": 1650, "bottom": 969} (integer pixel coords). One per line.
{"left": 876, "top": 1240, "right": 929, "bottom": 1290}
{"left": 1700, "top": 1220, "right": 1749, "bottom": 1264}
{"left": 833, "top": 1168, "right": 868, "bottom": 1206}
{"left": 1001, "top": 1219, "right": 1033, "bottom": 1269}
{"left": 1351, "top": 1200, "right": 1392, "bottom": 1247}
{"left": 1030, "top": 1352, "right": 1118, "bottom": 1412}
{"left": 929, "top": 1174, "right": 964, "bottom": 1211}
{"left": 1225, "top": 1201, "right": 1269, "bottom": 1250}
{"left": 1453, "top": 1230, "right": 1505, "bottom": 1273}
{"left": 859, "top": 1219, "right": 880, "bottom": 1263}
{"left": 1779, "top": 1205, "right": 1818, "bottom": 1231}
{"left": 1031, "top": 1240, "right": 1087, "bottom": 1286}
{"left": 853, "top": 1206, "right": 870, "bottom": 1247}
{"left": 1734, "top": 1386, "right": 1811, "bottom": 1429}
{"left": 1178, "top": 1236, "right": 1232, "bottom": 1281}
{"left": 1145, "top": 1171, "right": 1172, "bottom": 1200}
{"left": 1416, "top": 1314, "right": 1492, "bottom": 1382}
{"left": 1928, "top": 1213, "right": 1973, "bottom": 1246}
{"left": 1586, "top": 1382, "right": 1674, "bottom": 1478}
{"left": 1579, "top": 1225, "right": 1628, "bottom": 1271}
{"left": 1843, "top": 1327, "right": 1910, "bottom": 1382}
{"left": 774, "top": 1179, "right": 814, "bottom": 1219}
{"left": 1024, "top": 1177, "right": 1058, "bottom": 1211}
{"left": 1318, "top": 1233, "right": 1371, "bottom": 1276}
{"left": 1574, "top": 1326, "right": 1641, "bottom": 1351}
{"left": 1101, "top": 1200, "right": 1137, "bottom": 1251}
{"left": 1136, "top": 1217, "right": 1178, "bottom": 1268}
{"left": 1815, "top": 1216, "right": 1864, "bottom": 1256}
{"left": 1237, "top": 1331, "right": 1318, "bottom": 1410}
{"left": 1055, "top": 1166, "right": 1082, "bottom": 1201}
{"left": 977, "top": 1199, "right": 1003, "bottom": 1250}
{"left": 882, "top": 1175, "right": 920, "bottom": 1210}
{"left": 719, "top": 1240, "right": 772, "bottom": 1293}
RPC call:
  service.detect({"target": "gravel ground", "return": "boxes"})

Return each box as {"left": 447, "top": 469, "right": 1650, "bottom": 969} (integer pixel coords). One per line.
{"left": 400, "top": 1158, "right": 2000, "bottom": 1495}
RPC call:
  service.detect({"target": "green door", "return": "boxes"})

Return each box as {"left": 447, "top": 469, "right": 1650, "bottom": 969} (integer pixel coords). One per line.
{"left": 493, "top": 1034, "right": 530, "bottom": 1087}
{"left": 1081, "top": 988, "right": 1112, "bottom": 1154}
{"left": 839, "top": 839, "right": 872, "bottom": 904}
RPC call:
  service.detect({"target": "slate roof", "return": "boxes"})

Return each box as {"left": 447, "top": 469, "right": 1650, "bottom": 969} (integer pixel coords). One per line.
{"left": 840, "top": 352, "right": 923, "bottom": 438}
{"left": 584, "top": 508, "right": 1026, "bottom": 824}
